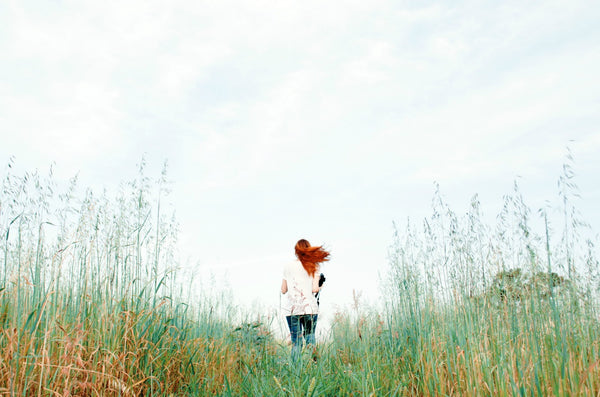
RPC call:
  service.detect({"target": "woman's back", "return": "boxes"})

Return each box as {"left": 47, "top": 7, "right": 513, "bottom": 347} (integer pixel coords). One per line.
{"left": 283, "top": 260, "right": 319, "bottom": 315}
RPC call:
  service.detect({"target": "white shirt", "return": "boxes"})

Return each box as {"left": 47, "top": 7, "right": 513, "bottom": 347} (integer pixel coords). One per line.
{"left": 282, "top": 260, "right": 319, "bottom": 315}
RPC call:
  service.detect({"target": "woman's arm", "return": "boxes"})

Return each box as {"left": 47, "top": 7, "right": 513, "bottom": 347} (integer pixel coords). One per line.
{"left": 312, "top": 273, "right": 320, "bottom": 293}
{"left": 281, "top": 279, "right": 288, "bottom": 294}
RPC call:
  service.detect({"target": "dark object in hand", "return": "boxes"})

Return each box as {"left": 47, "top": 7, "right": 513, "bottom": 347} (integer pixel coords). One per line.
{"left": 315, "top": 273, "right": 326, "bottom": 306}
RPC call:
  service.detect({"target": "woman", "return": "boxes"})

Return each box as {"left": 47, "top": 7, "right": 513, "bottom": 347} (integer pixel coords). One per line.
{"left": 281, "top": 239, "right": 330, "bottom": 361}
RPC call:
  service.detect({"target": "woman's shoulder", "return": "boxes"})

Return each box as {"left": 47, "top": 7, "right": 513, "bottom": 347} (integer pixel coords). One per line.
{"left": 284, "top": 259, "right": 303, "bottom": 273}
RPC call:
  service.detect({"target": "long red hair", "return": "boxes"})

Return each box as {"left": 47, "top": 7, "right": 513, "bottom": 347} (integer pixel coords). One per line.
{"left": 295, "top": 239, "right": 330, "bottom": 277}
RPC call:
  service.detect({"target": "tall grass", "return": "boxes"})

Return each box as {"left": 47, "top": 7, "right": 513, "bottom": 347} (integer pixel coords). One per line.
{"left": 1, "top": 154, "right": 598, "bottom": 396}
{"left": 378, "top": 154, "right": 600, "bottom": 395}
{"left": 0, "top": 159, "right": 248, "bottom": 395}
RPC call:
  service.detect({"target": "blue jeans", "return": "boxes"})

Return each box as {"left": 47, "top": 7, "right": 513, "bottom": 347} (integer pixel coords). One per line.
{"left": 286, "top": 314, "right": 318, "bottom": 361}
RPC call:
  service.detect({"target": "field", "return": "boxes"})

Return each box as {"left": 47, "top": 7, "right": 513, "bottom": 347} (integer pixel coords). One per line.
{"left": 1, "top": 159, "right": 599, "bottom": 396}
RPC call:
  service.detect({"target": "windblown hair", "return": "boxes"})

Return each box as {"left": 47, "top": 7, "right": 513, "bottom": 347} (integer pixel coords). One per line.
{"left": 295, "top": 239, "right": 330, "bottom": 277}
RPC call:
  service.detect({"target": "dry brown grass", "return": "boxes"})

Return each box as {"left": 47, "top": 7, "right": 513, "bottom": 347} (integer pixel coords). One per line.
{"left": 0, "top": 309, "right": 275, "bottom": 396}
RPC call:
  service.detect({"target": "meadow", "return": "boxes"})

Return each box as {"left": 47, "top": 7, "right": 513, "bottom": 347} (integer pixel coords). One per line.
{"left": 1, "top": 157, "right": 599, "bottom": 396}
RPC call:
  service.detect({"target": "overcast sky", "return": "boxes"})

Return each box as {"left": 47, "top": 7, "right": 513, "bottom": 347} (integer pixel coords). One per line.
{"left": 1, "top": 1, "right": 599, "bottom": 331}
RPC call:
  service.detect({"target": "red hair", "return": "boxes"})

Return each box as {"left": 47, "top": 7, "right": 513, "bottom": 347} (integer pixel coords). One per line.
{"left": 295, "top": 239, "right": 330, "bottom": 277}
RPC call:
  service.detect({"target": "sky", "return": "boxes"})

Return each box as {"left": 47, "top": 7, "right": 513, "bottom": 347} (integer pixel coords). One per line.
{"left": 1, "top": 1, "right": 600, "bottom": 334}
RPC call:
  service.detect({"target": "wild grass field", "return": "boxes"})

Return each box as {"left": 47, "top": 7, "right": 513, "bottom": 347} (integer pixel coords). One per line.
{"left": 1, "top": 157, "right": 599, "bottom": 396}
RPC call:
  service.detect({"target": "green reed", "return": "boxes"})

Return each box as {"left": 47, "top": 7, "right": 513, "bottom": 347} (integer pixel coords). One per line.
{"left": 0, "top": 159, "right": 237, "bottom": 395}
{"left": 1, "top": 152, "right": 598, "bottom": 396}
{"left": 376, "top": 153, "right": 600, "bottom": 396}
